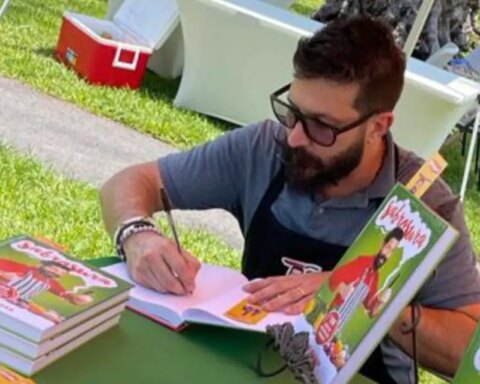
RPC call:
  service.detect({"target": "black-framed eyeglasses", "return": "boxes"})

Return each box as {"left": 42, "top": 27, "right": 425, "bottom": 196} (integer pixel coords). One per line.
{"left": 270, "top": 84, "right": 380, "bottom": 147}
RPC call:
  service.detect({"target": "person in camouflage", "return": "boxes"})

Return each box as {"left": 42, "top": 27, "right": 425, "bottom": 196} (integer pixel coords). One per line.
{"left": 312, "top": 0, "right": 475, "bottom": 60}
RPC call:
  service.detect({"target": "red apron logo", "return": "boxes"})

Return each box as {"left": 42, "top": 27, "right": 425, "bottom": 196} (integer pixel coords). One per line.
{"left": 315, "top": 311, "right": 340, "bottom": 345}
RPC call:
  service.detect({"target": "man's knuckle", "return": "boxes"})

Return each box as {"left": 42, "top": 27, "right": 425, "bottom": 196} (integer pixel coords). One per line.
{"left": 143, "top": 250, "right": 158, "bottom": 261}
{"left": 132, "top": 265, "right": 146, "bottom": 280}
{"left": 288, "top": 290, "right": 298, "bottom": 301}
{"left": 174, "top": 262, "right": 188, "bottom": 276}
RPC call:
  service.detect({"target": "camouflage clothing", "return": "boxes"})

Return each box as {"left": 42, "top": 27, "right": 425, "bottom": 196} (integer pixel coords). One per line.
{"left": 312, "top": 0, "right": 476, "bottom": 60}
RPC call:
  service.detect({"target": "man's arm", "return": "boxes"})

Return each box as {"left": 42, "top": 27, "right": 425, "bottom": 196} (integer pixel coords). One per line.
{"left": 99, "top": 161, "right": 199, "bottom": 295}
{"left": 389, "top": 304, "right": 480, "bottom": 377}
{"left": 0, "top": 259, "right": 28, "bottom": 274}
{"left": 100, "top": 122, "right": 281, "bottom": 296}
{"left": 99, "top": 161, "right": 163, "bottom": 237}
{"left": 47, "top": 281, "right": 92, "bottom": 305}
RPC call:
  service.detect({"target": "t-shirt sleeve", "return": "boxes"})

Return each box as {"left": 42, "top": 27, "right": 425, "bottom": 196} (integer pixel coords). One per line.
{"left": 158, "top": 120, "right": 282, "bottom": 227}
{"left": 416, "top": 185, "right": 480, "bottom": 308}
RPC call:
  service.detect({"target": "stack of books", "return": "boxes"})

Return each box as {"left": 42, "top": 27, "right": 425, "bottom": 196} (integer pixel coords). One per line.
{"left": 0, "top": 236, "right": 131, "bottom": 376}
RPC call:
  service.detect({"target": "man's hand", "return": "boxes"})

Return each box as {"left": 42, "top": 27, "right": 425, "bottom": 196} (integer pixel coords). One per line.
{"left": 368, "top": 288, "right": 392, "bottom": 317}
{"left": 42, "top": 310, "right": 65, "bottom": 324}
{"left": 124, "top": 231, "right": 201, "bottom": 295}
{"left": 337, "top": 282, "right": 355, "bottom": 300}
{"left": 0, "top": 271, "right": 19, "bottom": 282}
{"left": 243, "top": 272, "right": 331, "bottom": 315}
{"left": 66, "top": 293, "right": 94, "bottom": 306}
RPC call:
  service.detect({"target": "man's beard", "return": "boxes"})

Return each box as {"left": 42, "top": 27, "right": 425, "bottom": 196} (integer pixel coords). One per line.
{"left": 374, "top": 253, "right": 387, "bottom": 270}
{"left": 280, "top": 133, "right": 366, "bottom": 193}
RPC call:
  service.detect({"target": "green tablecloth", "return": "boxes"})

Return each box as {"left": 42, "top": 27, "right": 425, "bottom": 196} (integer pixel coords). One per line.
{"left": 33, "top": 258, "right": 375, "bottom": 384}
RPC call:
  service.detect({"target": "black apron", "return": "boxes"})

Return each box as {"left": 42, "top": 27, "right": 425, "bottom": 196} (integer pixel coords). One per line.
{"left": 242, "top": 148, "right": 399, "bottom": 384}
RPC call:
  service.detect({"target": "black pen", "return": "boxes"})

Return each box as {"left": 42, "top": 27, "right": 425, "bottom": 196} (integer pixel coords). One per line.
{"left": 160, "top": 188, "right": 182, "bottom": 253}
{"left": 160, "top": 188, "right": 192, "bottom": 294}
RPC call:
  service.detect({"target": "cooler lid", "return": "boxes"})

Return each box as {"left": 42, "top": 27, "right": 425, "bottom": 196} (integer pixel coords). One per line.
{"left": 114, "top": 0, "right": 179, "bottom": 50}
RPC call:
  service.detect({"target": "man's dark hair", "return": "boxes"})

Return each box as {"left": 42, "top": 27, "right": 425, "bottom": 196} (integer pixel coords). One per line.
{"left": 40, "top": 260, "right": 71, "bottom": 272}
{"left": 384, "top": 227, "right": 405, "bottom": 244}
{"left": 293, "top": 15, "right": 406, "bottom": 114}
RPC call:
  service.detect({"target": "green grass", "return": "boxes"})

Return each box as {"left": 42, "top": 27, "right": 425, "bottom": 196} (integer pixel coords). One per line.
{"left": 441, "top": 137, "right": 480, "bottom": 253}
{"left": 0, "top": 143, "right": 240, "bottom": 268}
{"left": 0, "top": 0, "right": 232, "bottom": 149}
{"left": 0, "top": 0, "right": 324, "bottom": 150}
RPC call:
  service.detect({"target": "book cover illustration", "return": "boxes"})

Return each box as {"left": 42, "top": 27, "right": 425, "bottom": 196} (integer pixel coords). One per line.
{"left": 294, "top": 184, "right": 453, "bottom": 382}
{"left": 0, "top": 236, "right": 130, "bottom": 332}
{"left": 0, "top": 365, "right": 35, "bottom": 383}
{"left": 452, "top": 323, "right": 480, "bottom": 383}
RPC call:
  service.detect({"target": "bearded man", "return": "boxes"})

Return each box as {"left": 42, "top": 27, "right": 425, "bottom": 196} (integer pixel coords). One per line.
{"left": 100, "top": 16, "right": 480, "bottom": 383}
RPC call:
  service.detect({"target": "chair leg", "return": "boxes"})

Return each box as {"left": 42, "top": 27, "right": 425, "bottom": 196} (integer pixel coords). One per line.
{"left": 477, "top": 138, "right": 480, "bottom": 192}
{"left": 476, "top": 134, "right": 480, "bottom": 174}
{"left": 460, "top": 106, "right": 480, "bottom": 200}
{"left": 462, "top": 129, "right": 468, "bottom": 157}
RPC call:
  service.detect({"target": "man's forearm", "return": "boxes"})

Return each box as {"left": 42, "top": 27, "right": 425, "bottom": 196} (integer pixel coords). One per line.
{"left": 99, "top": 163, "right": 162, "bottom": 237}
{"left": 389, "top": 306, "right": 477, "bottom": 376}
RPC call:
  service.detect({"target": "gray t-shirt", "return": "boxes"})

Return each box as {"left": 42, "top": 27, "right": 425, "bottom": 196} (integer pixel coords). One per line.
{"left": 158, "top": 119, "right": 480, "bottom": 383}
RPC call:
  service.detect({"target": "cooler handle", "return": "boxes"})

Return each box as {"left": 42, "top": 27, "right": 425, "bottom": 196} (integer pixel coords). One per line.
{"left": 112, "top": 46, "right": 140, "bottom": 71}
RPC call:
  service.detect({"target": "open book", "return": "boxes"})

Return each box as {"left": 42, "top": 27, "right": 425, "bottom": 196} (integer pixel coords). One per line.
{"left": 103, "top": 263, "right": 296, "bottom": 331}
{"left": 291, "top": 183, "right": 459, "bottom": 383}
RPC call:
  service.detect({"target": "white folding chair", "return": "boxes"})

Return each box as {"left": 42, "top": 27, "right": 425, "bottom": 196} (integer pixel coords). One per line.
{"left": 391, "top": 58, "right": 478, "bottom": 161}
{"left": 428, "top": 46, "right": 480, "bottom": 200}
{"left": 0, "top": 0, "right": 10, "bottom": 20}
{"left": 174, "top": 0, "right": 478, "bottom": 164}
{"left": 106, "top": 0, "right": 294, "bottom": 79}
{"left": 174, "top": 0, "right": 321, "bottom": 124}
{"left": 426, "top": 42, "right": 459, "bottom": 69}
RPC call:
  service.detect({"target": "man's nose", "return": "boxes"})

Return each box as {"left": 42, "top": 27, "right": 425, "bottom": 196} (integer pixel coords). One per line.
{"left": 287, "top": 121, "right": 310, "bottom": 148}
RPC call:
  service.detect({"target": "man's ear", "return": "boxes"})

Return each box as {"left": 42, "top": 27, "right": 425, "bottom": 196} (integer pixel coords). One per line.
{"left": 367, "top": 112, "right": 394, "bottom": 143}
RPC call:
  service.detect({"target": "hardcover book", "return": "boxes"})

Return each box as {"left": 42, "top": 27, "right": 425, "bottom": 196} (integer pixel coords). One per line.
{"left": 0, "top": 236, "right": 131, "bottom": 343}
{"left": 293, "top": 183, "right": 459, "bottom": 383}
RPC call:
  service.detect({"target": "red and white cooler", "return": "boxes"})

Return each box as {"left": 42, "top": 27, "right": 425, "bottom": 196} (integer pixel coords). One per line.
{"left": 55, "top": 0, "right": 179, "bottom": 89}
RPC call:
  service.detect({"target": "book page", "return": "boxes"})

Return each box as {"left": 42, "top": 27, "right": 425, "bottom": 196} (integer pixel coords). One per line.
{"left": 184, "top": 283, "right": 298, "bottom": 332}
{"left": 103, "top": 263, "right": 248, "bottom": 325}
